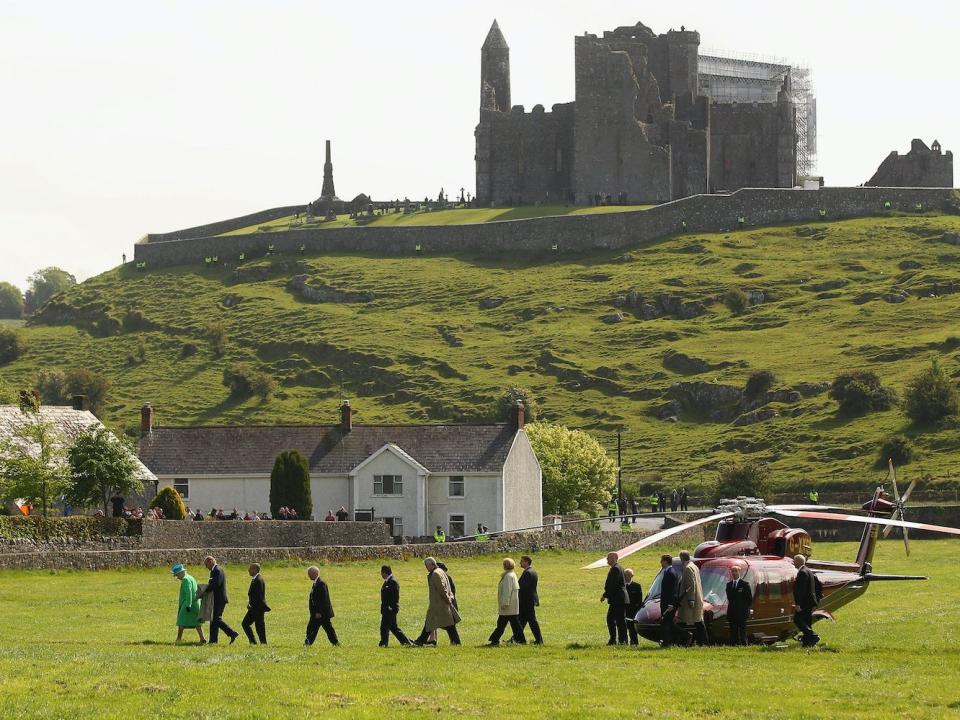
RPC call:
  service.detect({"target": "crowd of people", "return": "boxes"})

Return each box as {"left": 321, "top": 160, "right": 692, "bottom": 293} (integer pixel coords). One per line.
{"left": 607, "top": 489, "right": 690, "bottom": 523}
{"left": 170, "top": 549, "right": 821, "bottom": 649}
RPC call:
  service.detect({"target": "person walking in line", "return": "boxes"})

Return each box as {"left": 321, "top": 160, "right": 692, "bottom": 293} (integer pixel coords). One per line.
{"left": 680, "top": 488, "right": 689, "bottom": 512}
{"left": 518, "top": 555, "right": 542, "bottom": 644}
{"left": 241, "top": 563, "right": 270, "bottom": 645}
{"left": 678, "top": 550, "right": 708, "bottom": 646}
{"left": 379, "top": 565, "right": 411, "bottom": 647}
{"left": 487, "top": 558, "right": 525, "bottom": 646}
{"left": 412, "top": 557, "right": 461, "bottom": 646}
{"left": 305, "top": 566, "right": 339, "bottom": 646}
{"left": 623, "top": 568, "right": 644, "bottom": 646}
{"left": 658, "top": 554, "right": 679, "bottom": 648}
{"left": 793, "top": 555, "right": 820, "bottom": 647}
{"left": 601, "top": 552, "right": 629, "bottom": 645}
{"left": 201, "top": 556, "right": 238, "bottom": 645}
{"left": 725, "top": 565, "right": 752, "bottom": 646}
{"left": 173, "top": 564, "right": 206, "bottom": 645}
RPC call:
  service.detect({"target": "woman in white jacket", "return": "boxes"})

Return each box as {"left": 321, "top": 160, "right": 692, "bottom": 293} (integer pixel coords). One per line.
{"left": 487, "top": 558, "right": 527, "bottom": 645}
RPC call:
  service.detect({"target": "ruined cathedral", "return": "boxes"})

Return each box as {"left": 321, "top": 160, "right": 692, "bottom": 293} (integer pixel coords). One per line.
{"left": 475, "top": 20, "right": 800, "bottom": 206}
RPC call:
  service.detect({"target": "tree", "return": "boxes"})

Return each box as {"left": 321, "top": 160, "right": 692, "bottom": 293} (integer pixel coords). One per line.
{"left": 0, "top": 282, "right": 24, "bottom": 319}
{"left": 829, "top": 370, "right": 896, "bottom": 415}
{"left": 904, "top": 358, "right": 959, "bottom": 425}
{"left": 712, "top": 460, "right": 771, "bottom": 505}
{"left": 879, "top": 435, "right": 914, "bottom": 467}
{"left": 722, "top": 287, "right": 749, "bottom": 315}
{"left": 269, "top": 450, "right": 313, "bottom": 519}
{"left": 498, "top": 386, "right": 539, "bottom": 422}
{"left": 0, "top": 411, "right": 71, "bottom": 516}
{"left": 525, "top": 422, "right": 616, "bottom": 515}
{"left": 66, "top": 428, "right": 142, "bottom": 513}
{"left": 223, "top": 363, "right": 275, "bottom": 400}
{"left": 24, "top": 267, "right": 76, "bottom": 314}
{"left": 0, "top": 326, "right": 24, "bottom": 364}
{"left": 149, "top": 486, "right": 187, "bottom": 520}
{"left": 35, "top": 368, "right": 110, "bottom": 414}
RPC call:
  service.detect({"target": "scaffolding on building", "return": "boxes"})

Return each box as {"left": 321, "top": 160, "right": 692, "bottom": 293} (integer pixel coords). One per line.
{"left": 697, "top": 50, "right": 817, "bottom": 177}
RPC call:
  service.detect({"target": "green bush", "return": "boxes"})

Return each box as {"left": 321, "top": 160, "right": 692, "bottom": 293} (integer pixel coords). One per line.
{"left": 149, "top": 486, "right": 187, "bottom": 520}
{"left": 829, "top": 370, "right": 896, "bottom": 414}
{"left": 722, "top": 287, "right": 749, "bottom": 315}
{"left": 205, "top": 320, "right": 226, "bottom": 357}
{"left": 744, "top": 370, "right": 776, "bottom": 399}
{"left": 35, "top": 367, "right": 110, "bottom": 414}
{"left": 0, "top": 515, "right": 129, "bottom": 542}
{"left": 269, "top": 450, "right": 313, "bottom": 519}
{"left": 904, "top": 358, "right": 959, "bottom": 425}
{"left": 712, "top": 460, "right": 771, "bottom": 504}
{"left": 0, "top": 326, "right": 24, "bottom": 364}
{"left": 223, "top": 363, "right": 275, "bottom": 399}
{"left": 879, "top": 435, "right": 914, "bottom": 467}
{"left": 0, "top": 281, "right": 24, "bottom": 319}
{"left": 498, "top": 386, "right": 539, "bottom": 422}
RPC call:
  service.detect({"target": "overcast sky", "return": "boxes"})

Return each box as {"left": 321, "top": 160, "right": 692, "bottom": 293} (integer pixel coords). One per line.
{"left": 1, "top": 0, "right": 956, "bottom": 289}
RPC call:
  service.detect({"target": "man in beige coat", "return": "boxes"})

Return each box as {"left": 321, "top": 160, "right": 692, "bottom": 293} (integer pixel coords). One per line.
{"left": 678, "top": 550, "right": 709, "bottom": 645}
{"left": 487, "top": 558, "right": 526, "bottom": 646}
{"left": 412, "top": 557, "right": 462, "bottom": 646}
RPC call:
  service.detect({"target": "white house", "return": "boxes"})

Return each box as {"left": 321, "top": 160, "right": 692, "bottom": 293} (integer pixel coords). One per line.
{"left": 137, "top": 400, "right": 542, "bottom": 538}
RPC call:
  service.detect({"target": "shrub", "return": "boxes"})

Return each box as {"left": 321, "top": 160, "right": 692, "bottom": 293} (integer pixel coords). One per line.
{"left": 904, "top": 358, "right": 960, "bottom": 425}
{"left": 879, "top": 435, "right": 914, "bottom": 467}
{"left": 525, "top": 422, "right": 616, "bottom": 514}
{"left": 121, "top": 310, "right": 151, "bottom": 332}
{"left": 497, "top": 386, "right": 539, "bottom": 422}
{"left": 722, "top": 287, "right": 749, "bottom": 315}
{"left": 35, "top": 367, "right": 110, "bottom": 413}
{"left": 0, "top": 281, "right": 24, "bottom": 319}
{"left": 712, "top": 460, "right": 771, "bottom": 504}
{"left": 205, "top": 321, "right": 226, "bottom": 357}
{"left": 269, "top": 450, "right": 313, "bottom": 519}
{"left": 180, "top": 342, "right": 198, "bottom": 358}
{"left": 829, "top": 370, "right": 896, "bottom": 414}
{"left": 149, "top": 485, "right": 187, "bottom": 520}
{"left": 223, "top": 363, "right": 275, "bottom": 400}
{"left": 0, "top": 326, "right": 24, "bottom": 364}
{"left": 24, "top": 267, "right": 76, "bottom": 314}
{"left": 744, "top": 370, "right": 776, "bottom": 399}
{"left": 136, "top": 337, "right": 147, "bottom": 362}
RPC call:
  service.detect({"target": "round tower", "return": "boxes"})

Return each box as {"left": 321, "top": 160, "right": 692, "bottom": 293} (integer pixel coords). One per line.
{"left": 480, "top": 19, "right": 511, "bottom": 113}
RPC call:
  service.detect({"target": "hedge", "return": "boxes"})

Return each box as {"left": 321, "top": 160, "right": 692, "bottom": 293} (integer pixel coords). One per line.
{"left": 0, "top": 515, "right": 131, "bottom": 542}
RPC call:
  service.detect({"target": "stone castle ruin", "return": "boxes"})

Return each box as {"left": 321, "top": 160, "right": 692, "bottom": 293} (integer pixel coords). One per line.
{"left": 475, "top": 20, "right": 801, "bottom": 206}
{"left": 866, "top": 139, "right": 954, "bottom": 188}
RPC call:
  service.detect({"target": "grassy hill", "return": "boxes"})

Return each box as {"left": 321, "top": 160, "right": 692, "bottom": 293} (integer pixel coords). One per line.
{"left": 3, "top": 213, "right": 960, "bottom": 490}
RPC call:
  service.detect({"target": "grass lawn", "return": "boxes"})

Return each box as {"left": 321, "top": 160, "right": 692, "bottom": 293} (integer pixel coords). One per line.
{"left": 1, "top": 540, "right": 958, "bottom": 719}
{"left": 218, "top": 204, "right": 654, "bottom": 235}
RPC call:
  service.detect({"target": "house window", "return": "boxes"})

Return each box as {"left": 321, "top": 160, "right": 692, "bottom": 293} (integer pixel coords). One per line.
{"left": 448, "top": 476, "right": 464, "bottom": 497}
{"left": 449, "top": 514, "right": 466, "bottom": 538}
{"left": 373, "top": 474, "right": 403, "bottom": 496}
{"left": 173, "top": 478, "right": 189, "bottom": 501}
{"left": 385, "top": 517, "right": 403, "bottom": 538}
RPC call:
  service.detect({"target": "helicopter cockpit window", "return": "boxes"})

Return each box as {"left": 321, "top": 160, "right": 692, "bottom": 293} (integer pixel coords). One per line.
{"left": 644, "top": 569, "right": 664, "bottom": 603}
{"left": 716, "top": 522, "right": 751, "bottom": 541}
{"left": 700, "top": 569, "right": 729, "bottom": 606}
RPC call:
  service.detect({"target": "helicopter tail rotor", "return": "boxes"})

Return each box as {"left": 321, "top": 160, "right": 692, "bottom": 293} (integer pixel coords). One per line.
{"left": 881, "top": 460, "right": 916, "bottom": 555}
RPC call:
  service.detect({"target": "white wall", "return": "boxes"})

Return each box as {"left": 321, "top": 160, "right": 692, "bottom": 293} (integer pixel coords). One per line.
{"left": 427, "top": 473, "right": 503, "bottom": 537}
{"left": 350, "top": 449, "right": 425, "bottom": 536}
{"left": 502, "top": 431, "right": 543, "bottom": 531}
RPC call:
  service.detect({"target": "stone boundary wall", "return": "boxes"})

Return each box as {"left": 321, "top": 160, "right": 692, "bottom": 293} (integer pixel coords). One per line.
{"left": 138, "top": 519, "right": 391, "bottom": 548}
{"left": 134, "top": 187, "right": 957, "bottom": 268}
{"left": 143, "top": 205, "right": 305, "bottom": 243}
{"left": 0, "top": 527, "right": 717, "bottom": 571}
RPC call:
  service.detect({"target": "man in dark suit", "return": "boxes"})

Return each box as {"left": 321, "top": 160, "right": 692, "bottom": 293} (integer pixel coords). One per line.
{"left": 379, "top": 565, "right": 410, "bottom": 647}
{"left": 201, "top": 555, "right": 238, "bottom": 644}
{"left": 658, "top": 554, "right": 679, "bottom": 648}
{"left": 305, "top": 565, "right": 339, "bottom": 646}
{"left": 518, "top": 555, "right": 542, "bottom": 644}
{"left": 241, "top": 563, "right": 270, "bottom": 645}
{"left": 623, "top": 568, "right": 644, "bottom": 646}
{"left": 600, "top": 552, "right": 628, "bottom": 645}
{"left": 792, "top": 554, "right": 820, "bottom": 647}
{"left": 725, "top": 565, "right": 752, "bottom": 646}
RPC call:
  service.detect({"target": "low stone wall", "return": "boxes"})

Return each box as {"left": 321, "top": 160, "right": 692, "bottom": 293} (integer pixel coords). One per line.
{"left": 143, "top": 204, "right": 305, "bottom": 243}
{"left": 134, "top": 187, "right": 957, "bottom": 268}
{"left": 139, "top": 519, "right": 391, "bottom": 548}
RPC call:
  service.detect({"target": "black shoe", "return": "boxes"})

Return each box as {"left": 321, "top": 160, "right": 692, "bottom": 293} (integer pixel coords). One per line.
{"left": 229, "top": 635, "right": 237, "bottom": 645}
{"left": 532, "top": 640, "right": 543, "bottom": 645}
{"left": 607, "top": 640, "right": 616, "bottom": 646}
{"left": 487, "top": 641, "right": 500, "bottom": 647}
{"left": 378, "top": 643, "right": 388, "bottom": 648}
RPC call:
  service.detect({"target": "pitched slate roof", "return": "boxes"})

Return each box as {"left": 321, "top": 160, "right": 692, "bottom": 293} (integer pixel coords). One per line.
{"left": 0, "top": 405, "right": 156, "bottom": 482}
{"left": 138, "top": 423, "right": 519, "bottom": 476}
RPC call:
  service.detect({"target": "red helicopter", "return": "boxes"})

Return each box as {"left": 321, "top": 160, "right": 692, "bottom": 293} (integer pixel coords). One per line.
{"left": 586, "top": 466, "right": 960, "bottom": 645}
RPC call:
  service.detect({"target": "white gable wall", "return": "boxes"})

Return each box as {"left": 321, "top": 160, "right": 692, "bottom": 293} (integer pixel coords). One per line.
{"left": 350, "top": 447, "right": 426, "bottom": 536}
{"left": 427, "top": 473, "right": 503, "bottom": 537}
{"left": 502, "top": 430, "right": 543, "bottom": 531}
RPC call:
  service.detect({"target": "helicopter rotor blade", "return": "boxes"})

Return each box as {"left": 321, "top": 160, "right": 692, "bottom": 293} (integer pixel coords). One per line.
{"left": 903, "top": 524, "right": 911, "bottom": 556}
{"left": 888, "top": 459, "right": 901, "bottom": 505}
{"left": 773, "top": 509, "right": 960, "bottom": 537}
{"left": 882, "top": 507, "right": 900, "bottom": 539}
{"left": 581, "top": 512, "right": 735, "bottom": 570}
{"left": 900, "top": 478, "right": 918, "bottom": 505}
{"left": 767, "top": 504, "right": 846, "bottom": 512}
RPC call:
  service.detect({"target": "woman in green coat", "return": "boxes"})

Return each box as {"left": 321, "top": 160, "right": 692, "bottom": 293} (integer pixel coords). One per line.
{"left": 172, "top": 564, "right": 206, "bottom": 644}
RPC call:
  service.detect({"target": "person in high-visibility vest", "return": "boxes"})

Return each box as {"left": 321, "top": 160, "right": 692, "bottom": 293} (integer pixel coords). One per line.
{"left": 808, "top": 490, "right": 819, "bottom": 505}
{"left": 607, "top": 499, "right": 618, "bottom": 523}
{"left": 648, "top": 494, "right": 658, "bottom": 513}
{"left": 434, "top": 526, "right": 446, "bottom": 543}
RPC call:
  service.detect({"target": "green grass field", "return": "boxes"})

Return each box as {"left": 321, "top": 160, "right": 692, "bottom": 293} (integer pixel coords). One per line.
{"left": 218, "top": 204, "right": 654, "bottom": 235}
{"left": 1, "top": 541, "right": 958, "bottom": 719}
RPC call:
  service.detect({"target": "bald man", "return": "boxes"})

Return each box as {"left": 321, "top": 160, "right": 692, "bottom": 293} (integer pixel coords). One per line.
{"left": 305, "top": 566, "right": 339, "bottom": 646}
{"left": 600, "top": 552, "right": 629, "bottom": 645}
{"left": 201, "top": 555, "right": 238, "bottom": 645}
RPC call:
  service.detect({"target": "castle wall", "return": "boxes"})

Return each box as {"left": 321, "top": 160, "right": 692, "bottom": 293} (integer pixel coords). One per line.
{"left": 710, "top": 99, "right": 796, "bottom": 191}
{"left": 475, "top": 104, "right": 574, "bottom": 206}
{"left": 134, "top": 187, "right": 956, "bottom": 268}
{"left": 867, "top": 140, "right": 954, "bottom": 188}
{"left": 144, "top": 205, "right": 305, "bottom": 243}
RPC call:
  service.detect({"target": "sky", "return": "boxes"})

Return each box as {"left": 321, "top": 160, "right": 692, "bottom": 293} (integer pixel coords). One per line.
{"left": 0, "top": 0, "right": 956, "bottom": 289}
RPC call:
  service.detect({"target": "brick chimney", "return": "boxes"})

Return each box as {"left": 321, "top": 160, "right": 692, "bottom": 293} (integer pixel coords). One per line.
{"left": 72, "top": 395, "right": 90, "bottom": 412}
{"left": 512, "top": 400, "right": 525, "bottom": 430}
{"left": 140, "top": 402, "right": 153, "bottom": 434}
{"left": 340, "top": 400, "right": 353, "bottom": 432}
